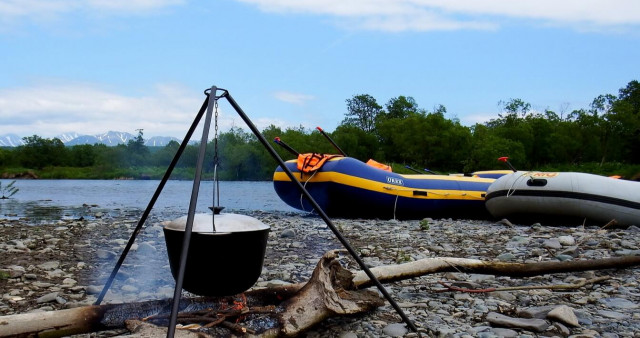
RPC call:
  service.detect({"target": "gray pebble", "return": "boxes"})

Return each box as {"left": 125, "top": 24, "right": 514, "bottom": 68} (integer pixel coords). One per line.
{"left": 486, "top": 312, "right": 549, "bottom": 332}
{"left": 36, "top": 292, "right": 59, "bottom": 304}
{"left": 598, "top": 297, "right": 639, "bottom": 309}
{"left": 382, "top": 323, "right": 408, "bottom": 337}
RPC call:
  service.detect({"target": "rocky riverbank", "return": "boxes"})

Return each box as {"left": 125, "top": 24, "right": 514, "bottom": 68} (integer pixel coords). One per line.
{"left": 1, "top": 209, "right": 639, "bottom": 337}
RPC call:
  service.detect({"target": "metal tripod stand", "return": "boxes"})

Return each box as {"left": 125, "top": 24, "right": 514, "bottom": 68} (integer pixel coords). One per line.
{"left": 94, "top": 86, "right": 420, "bottom": 337}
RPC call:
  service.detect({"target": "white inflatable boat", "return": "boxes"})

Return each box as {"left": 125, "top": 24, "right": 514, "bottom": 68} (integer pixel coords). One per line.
{"left": 485, "top": 171, "right": 640, "bottom": 226}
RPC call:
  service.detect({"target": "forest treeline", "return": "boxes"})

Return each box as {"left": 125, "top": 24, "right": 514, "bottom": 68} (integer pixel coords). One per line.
{"left": 1, "top": 80, "right": 639, "bottom": 180}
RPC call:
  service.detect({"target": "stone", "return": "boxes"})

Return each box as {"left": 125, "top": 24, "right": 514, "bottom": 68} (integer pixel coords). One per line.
{"left": 518, "top": 305, "right": 557, "bottom": 319}
{"left": 36, "top": 292, "right": 59, "bottom": 304}
{"left": 338, "top": 332, "right": 358, "bottom": 338}
{"left": 490, "top": 327, "right": 518, "bottom": 337}
{"left": 85, "top": 285, "right": 102, "bottom": 295}
{"left": 62, "top": 278, "right": 77, "bottom": 286}
{"left": 280, "top": 229, "right": 296, "bottom": 238}
{"left": 598, "top": 297, "right": 639, "bottom": 309}
{"left": 96, "top": 249, "right": 116, "bottom": 260}
{"left": 596, "top": 310, "right": 630, "bottom": 320}
{"left": 136, "top": 242, "right": 157, "bottom": 255}
{"left": 547, "top": 305, "right": 580, "bottom": 327}
{"left": 496, "top": 253, "right": 516, "bottom": 261}
{"left": 382, "top": 323, "right": 408, "bottom": 337}
{"left": 486, "top": 312, "right": 550, "bottom": 332}
{"left": 554, "top": 322, "right": 571, "bottom": 336}
{"left": 559, "top": 246, "right": 579, "bottom": 256}
{"left": 555, "top": 254, "right": 574, "bottom": 261}
{"left": 557, "top": 235, "right": 576, "bottom": 246}
{"left": 490, "top": 291, "right": 516, "bottom": 302}
{"left": 620, "top": 240, "right": 636, "bottom": 249}
{"left": 543, "top": 238, "right": 562, "bottom": 250}
{"left": 470, "top": 274, "right": 495, "bottom": 282}
{"left": 37, "top": 261, "right": 60, "bottom": 271}
{"left": 1, "top": 266, "right": 24, "bottom": 278}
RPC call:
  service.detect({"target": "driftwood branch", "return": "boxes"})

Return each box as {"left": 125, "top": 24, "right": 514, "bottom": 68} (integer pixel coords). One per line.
{"left": 278, "top": 250, "right": 384, "bottom": 336}
{"left": 352, "top": 255, "right": 640, "bottom": 288}
{"left": 436, "top": 275, "right": 612, "bottom": 293}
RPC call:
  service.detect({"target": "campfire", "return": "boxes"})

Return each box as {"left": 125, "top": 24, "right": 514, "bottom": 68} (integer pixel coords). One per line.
{"left": 140, "top": 294, "right": 277, "bottom": 335}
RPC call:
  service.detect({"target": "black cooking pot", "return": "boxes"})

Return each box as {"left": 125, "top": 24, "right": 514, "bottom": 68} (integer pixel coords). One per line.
{"left": 163, "top": 213, "right": 270, "bottom": 296}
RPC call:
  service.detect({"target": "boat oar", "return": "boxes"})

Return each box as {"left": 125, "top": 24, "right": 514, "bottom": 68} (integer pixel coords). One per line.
{"left": 423, "top": 168, "right": 438, "bottom": 175}
{"left": 273, "top": 137, "right": 300, "bottom": 157}
{"left": 405, "top": 165, "right": 424, "bottom": 174}
{"left": 405, "top": 165, "right": 438, "bottom": 175}
{"left": 498, "top": 156, "right": 517, "bottom": 172}
{"left": 316, "top": 126, "right": 347, "bottom": 156}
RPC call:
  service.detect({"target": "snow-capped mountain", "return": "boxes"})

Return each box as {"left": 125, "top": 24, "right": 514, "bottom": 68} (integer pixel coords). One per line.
{"left": 94, "top": 131, "right": 137, "bottom": 146}
{"left": 64, "top": 135, "right": 102, "bottom": 146}
{"left": 0, "top": 134, "right": 24, "bottom": 147}
{"left": 56, "top": 132, "right": 82, "bottom": 143}
{"left": 0, "top": 131, "right": 180, "bottom": 147}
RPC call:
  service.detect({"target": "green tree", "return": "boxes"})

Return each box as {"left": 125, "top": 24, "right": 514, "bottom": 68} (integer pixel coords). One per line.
{"left": 466, "top": 124, "right": 526, "bottom": 172}
{"left": 151, "top": 140, "right": 180, "bottom": 167}
{"left": 342, "top": 94, "right": 382, "bottom": 133}
{"left": 498, "top": 98, "right": 531, "bottom": 118}
{"left": 17, "top": 135, "right": 67, "bottom": 169}
{"left": 485, "top": 99, "right": 535, "bottom": 167}
{"left": 332, "top": 125, "right": 382, "bottom": 161}
{"left": 376, "top": 107, "right": 472, "bottom": 171}
{"left": 382, "top": 96, "right": 422, "bottom": 120}
{"left": 614, "top": 80, "right": 640, "bottom": 162}
{"left": 95, "top": 144, "right": 127, "bottom": 170}
{"left": 68, "top": 144, "right": 97, "bottom": 167}
{"left": 590, "top": 94, "right": 621, "bottom": 165}
{"left": 126, "top": 129, "right": 150, "bottom": 167}
{"left": 567, "top": 108, "right": 603, "bottom": 163}
{"left": 0, "top": 148, "right": 17, "bottom": 167}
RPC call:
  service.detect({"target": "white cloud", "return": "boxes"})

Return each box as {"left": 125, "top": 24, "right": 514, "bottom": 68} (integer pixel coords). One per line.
{"left": 0, "top": 82, "right": 237, "bottom": 138}
{"left": 237, "top": 0, "right": 640, "bottom": 32}
{"left": 273, "top": 91, "right": 315, "bottom": 105}
{"left": 0, "top": 0, "right": 184, "bottom": 22}
{"left": 0, "top": 82, "right": 319, "bottom": 139}
{"left": 459, "top": 113, "right": 496, "bottom": 126}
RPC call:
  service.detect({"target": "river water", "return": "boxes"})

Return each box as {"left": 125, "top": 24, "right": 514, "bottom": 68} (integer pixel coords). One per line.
{"left": 0, "top": 179, "right": 298, "bottom": 224}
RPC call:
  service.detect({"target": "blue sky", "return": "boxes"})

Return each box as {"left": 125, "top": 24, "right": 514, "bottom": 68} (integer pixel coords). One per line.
{"left": 1, "top": 0, "right": 639, "bottom": 139}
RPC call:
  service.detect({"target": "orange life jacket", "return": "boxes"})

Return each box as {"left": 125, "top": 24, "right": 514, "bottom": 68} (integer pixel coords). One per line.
{"left": 297, "top": 153, "right": 342, "bottom": 175}
{"left": 366, "top": 159, "right": 392, "bottom": 172}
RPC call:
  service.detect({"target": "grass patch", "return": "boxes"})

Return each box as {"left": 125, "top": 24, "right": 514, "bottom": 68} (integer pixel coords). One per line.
{"left": 0, "top": 270, "right": 10, "bottom": 280}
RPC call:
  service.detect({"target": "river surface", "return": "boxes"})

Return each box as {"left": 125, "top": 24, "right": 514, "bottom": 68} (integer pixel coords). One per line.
{"left": 0, "top": 180, "right": 299, "bottom": 223}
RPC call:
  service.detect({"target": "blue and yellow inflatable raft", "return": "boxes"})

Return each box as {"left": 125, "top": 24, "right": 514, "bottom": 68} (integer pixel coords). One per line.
{"left": 273, "top": 155, "right": 496, "bottom": 219}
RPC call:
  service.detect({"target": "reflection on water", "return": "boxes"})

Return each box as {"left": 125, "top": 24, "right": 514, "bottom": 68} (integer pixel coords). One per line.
{"left": 0, "top": 180, "right": 297, "bottom": 225}
{"left": 0, "top": 199, "right": 135, "bottom": 224}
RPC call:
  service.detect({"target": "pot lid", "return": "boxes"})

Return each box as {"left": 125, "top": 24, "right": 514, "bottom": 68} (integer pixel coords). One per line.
{"left": 163, "top": 213, "right": 270, "bottom": 233}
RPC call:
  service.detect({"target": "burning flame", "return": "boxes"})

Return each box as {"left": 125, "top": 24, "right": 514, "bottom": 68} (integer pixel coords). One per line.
{"left": 232, "top": 293, "right": 248, "bottom": 311}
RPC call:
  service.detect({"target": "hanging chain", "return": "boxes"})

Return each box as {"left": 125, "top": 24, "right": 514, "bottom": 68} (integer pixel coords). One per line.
{"left": 214, "top": 100, "right": 219, "bottom": 166}
{"left": 213, "top": 99, "right": 220, "bottom": 209}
